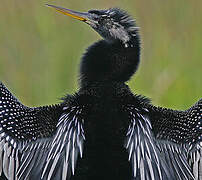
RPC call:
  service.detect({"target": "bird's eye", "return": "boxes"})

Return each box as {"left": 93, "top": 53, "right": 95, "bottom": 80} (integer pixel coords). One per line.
{"left": 93, "top": 15, "right": 100, "bottom": 21}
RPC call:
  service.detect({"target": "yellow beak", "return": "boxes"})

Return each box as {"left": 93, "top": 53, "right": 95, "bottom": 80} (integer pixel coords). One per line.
{"left": 46, "top": 4, "right": 88, "bottom": 22}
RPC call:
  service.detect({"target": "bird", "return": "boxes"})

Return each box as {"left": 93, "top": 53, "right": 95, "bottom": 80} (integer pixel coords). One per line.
{"left": 0, "top": 4, "right": 201, "bottom": 180}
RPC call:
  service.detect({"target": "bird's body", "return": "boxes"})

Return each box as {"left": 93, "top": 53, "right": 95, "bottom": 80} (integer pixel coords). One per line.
{"left": 0, "top": 5, "right": 201, "bottom": 180}
{"left": 68, "top": 83, "right": 134, "bottom": 180}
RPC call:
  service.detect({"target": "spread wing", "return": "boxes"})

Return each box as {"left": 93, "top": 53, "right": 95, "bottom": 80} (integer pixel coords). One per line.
{"left": 0, "top": 82, "right": 85, "bottom": 180}
{"left": 125, "top": 99, "right": 201, "bottom": 180}
{"left": 150, "top": 99, "right": 202, "bottom": 180}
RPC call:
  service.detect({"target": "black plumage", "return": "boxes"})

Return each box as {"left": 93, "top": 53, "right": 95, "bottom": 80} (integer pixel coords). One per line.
{"left": 0, "top": 5, "right": 201, "bottom": 180}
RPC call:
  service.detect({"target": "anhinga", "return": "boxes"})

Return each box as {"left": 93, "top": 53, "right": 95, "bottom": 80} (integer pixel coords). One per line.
{"left": 0, "top": 4, "right": 201, "bottom": 180}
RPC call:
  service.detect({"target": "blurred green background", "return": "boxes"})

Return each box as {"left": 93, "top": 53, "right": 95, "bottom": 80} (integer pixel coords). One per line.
{"left": 0, "top": 0, "right": 201, "bottom": 109}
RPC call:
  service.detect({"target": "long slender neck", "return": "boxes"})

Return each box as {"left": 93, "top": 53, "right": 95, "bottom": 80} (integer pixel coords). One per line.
{"left": 79, "top": 34, "right": 140, "bottom": 88}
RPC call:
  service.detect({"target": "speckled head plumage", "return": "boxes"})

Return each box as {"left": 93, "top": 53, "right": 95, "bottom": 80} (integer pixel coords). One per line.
{"left": 87, "top": 8, "right": 139, "bottom": 46}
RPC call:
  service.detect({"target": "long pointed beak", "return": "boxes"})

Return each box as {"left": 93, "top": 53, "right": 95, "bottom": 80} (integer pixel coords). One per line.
{"left": 46, "top": 4, "right": 98, "bottom": 26}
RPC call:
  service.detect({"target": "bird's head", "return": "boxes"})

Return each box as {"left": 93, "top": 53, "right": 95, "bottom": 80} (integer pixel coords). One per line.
{"left": 46, "top": 4, "right": 139, "bottom": 47}
{"left": 46, "top": 4, "right": 141, "bottom": 87}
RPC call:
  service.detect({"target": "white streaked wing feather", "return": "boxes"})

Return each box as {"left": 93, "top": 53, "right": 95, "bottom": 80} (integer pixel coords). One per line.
{"left": 125, "top": 106, "right": 194, "bottom": 180}
{"left": 0, "top": 105, "right": 85, "bottom": 180}
{"left": 47, "top": 153, "right": 60, "bottom": 180}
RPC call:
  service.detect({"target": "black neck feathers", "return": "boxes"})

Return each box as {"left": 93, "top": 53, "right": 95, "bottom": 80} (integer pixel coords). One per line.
{"left": 79, "top": 34, "right": 140, "bottom": 87}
